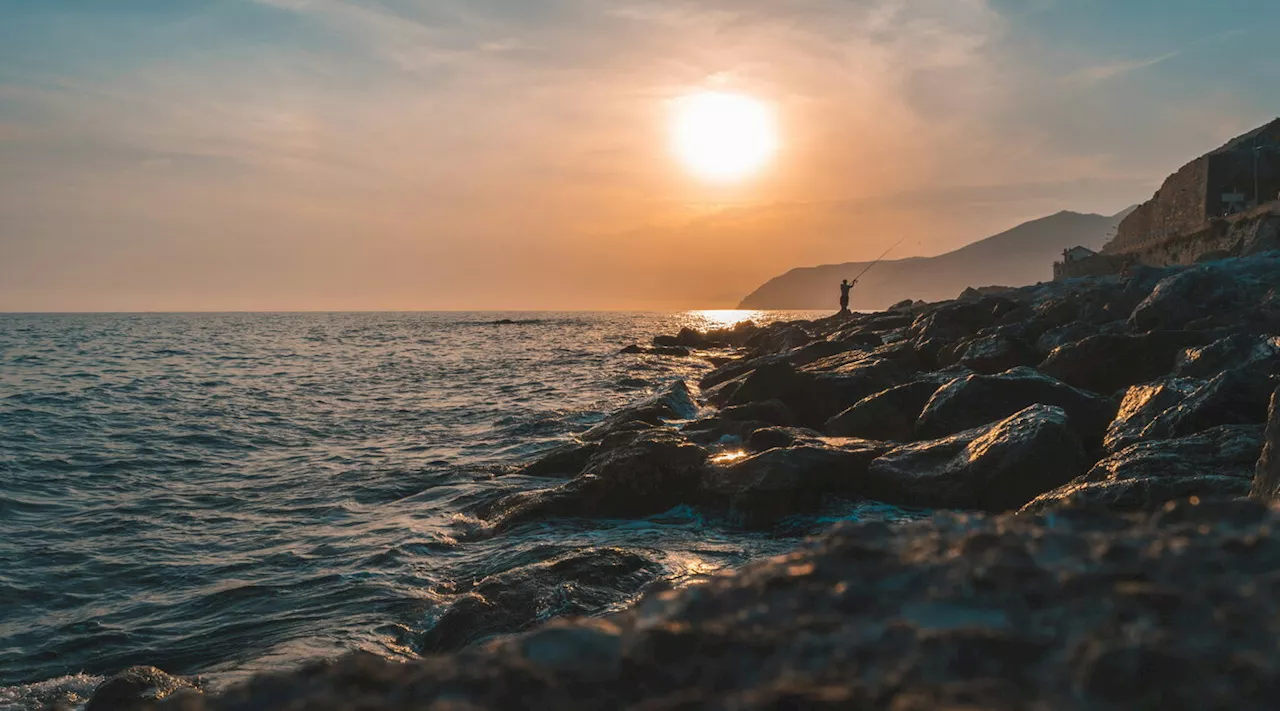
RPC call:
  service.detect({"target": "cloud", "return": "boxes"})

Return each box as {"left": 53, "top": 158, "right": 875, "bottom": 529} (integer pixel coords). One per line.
{"left": 1060, "top": 50, "right": 1181, "bottom": 85}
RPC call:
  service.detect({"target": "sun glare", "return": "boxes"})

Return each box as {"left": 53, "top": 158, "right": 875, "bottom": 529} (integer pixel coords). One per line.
{"left": 671, "top": 92, "right": 778, "bottom": 182}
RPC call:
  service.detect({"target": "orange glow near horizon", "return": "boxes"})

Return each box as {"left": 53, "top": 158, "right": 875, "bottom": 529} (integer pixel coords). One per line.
{"left": 671, "top": 92, "right": 778, "bottom": 182}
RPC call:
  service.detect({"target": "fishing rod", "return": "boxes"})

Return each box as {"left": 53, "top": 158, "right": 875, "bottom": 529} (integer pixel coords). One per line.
{"left": 852, "top": 237, "right": 906, "bottom": 281}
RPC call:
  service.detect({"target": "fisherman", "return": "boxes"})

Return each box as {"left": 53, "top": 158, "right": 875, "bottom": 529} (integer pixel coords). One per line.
{"left": 839, "top": 278, "right": 856, "bottom": 313}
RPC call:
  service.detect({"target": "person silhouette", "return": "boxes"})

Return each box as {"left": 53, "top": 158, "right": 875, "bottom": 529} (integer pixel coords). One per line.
{"left": 839, "top": 279, "right": 856, "bottom": 313}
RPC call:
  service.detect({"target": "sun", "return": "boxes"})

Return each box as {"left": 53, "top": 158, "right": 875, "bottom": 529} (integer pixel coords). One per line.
{"left": 671, "top": 92, "right": 778, "bottom": 182}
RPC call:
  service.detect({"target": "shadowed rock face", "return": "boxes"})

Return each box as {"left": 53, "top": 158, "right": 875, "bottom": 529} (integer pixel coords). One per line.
{"left": 824, "top": 379, "right": 945, "bottom": 441}
{"left": 1039, "top": 331, "right": 1207, "bottom": 395}
{"left": 915, "top": 367, "right": 1117, "bottom": 447}
{"left": 1252, "top": 389, "right": 1280, "bottom": 501}
{"left": 163, "top": 501, "right": 1280, "bottom": 711}
{"left": 866, "top": 405, "right": 1089, "bottom": 512}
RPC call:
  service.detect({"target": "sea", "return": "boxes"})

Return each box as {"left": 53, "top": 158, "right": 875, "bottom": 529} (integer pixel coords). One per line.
{"left": 0, "top": 311, "right": 912, "bottom": 709}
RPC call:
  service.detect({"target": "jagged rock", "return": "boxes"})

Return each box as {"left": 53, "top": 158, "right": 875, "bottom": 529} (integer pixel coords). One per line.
{"left": 888, "top": 298, "right": 917, "bottom": 310}
{"left": 483, "top": 432, "right": 709, "bottom": 528}
{"left": 745, "top": 324, "right": 813, "bottom": 353}
{"left": 824, "top": 379, "right": 944, "bottom": 441}
{"left": 519, "top": 440, "right": 601, "bottom": 478}
{"left": 1142, "top": 367, "right": 1279, "bottom": 440}
{"left": 1023, "top": 425, "right": 1262, "bottom": 513}
{"left": 622, "top": 344, "right": 692, "bottom": 356}
{"left": 719, "top": 358, "right": 910, "bottom": 429}
{"left": 85, "top": 666, "right": 201, "bottom": 711}
{"left": 653, "top": 327, "right": 719, "bottom": 349}
{"left": 744, "top": 426, "right": 823, "bottom": 453}
{"left": 1251, "top": 388, "right": 1280, "bottom": 501}
{"left": 915, "top": 367, "right": 1118, "bottom": 447}
{"left": 1039, "top": 331, "right": 1207, "bottom": 395}
{"left": 420, "top": 548, "right": 662, "bottom": 653}
{"left": 1129, "top": 254, "right": 1280, "bottom": 330}
{"left": 1175, "top": 334, "right": 1280, "bottom": 378}
{"left": 865, "top": 405, "right": 1089, "bottom": 511}
{"left": 715, "top": 400, "right": 795, "bottom": 426}
{"left": 704, "top": 440, "right": 890, "bottom": 528}
{"left": 1104, "top": 378, "right": 1201, "bottom": 453}
{"left": 158, "top": 500, "right": 1280, "bottom": 711}
{"left": 581, "top": 381, "right": 698, "bottom": 441}
{"left": 957, "top": 332, "right": 1038, "bottom": 375}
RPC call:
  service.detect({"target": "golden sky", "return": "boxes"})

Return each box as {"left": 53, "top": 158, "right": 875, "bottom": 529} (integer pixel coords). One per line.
{"left": 2, "top": 0, "right": 1279, "bottom": 310}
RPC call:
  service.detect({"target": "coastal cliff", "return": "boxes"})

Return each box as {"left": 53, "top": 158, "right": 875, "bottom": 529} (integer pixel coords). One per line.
{"left": 84, "top": 249, "right": 1280, "bottom": 710}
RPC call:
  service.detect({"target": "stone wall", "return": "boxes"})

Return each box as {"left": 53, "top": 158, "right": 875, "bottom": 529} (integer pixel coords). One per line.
{"left": 1053, "top": 252, "right": 1131, "bottom": 281}
{"left": 1124, "top": 206, "right": 1280, "bottom": 267}
{"left": 1105, "top": 157, "right": 1210, "bottom": 254}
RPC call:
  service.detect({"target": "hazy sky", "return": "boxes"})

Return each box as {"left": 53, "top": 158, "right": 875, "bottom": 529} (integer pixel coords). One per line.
{"left": 3, "top": 0, "right": 1279, "bottom": 311}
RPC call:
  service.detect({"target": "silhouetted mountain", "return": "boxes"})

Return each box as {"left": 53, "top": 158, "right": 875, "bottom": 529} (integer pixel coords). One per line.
{"left": 738, "top": 207, "right": 1136, "bottom": 310}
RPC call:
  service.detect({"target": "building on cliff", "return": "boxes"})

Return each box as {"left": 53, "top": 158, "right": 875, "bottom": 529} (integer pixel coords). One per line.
{"left": 1059, "top": 117, "right": 1280, "bottom": 277}
{"left": 1052, "top": 246, "right": 1098, "bottom": 281}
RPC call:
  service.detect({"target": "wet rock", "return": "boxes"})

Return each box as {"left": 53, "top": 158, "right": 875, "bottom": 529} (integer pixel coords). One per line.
{"left": 1142, "top": 367, "right": 1279, "bottom": 440}
{"left": 620, "top": 344, "right": 691, "bottom": 357}
{"left": 581, "top": 381, "right": 698, "bottom": 442}
{"left": 653, "top": 327, "right": 718, "bottom": 349}
{"left": 1104, "top": 378, "right": 1201, "bottom": 453}
{"left": 714, "top": 400, "right": 795, "bottom": 427}
{"left": 744, "top": 426, "right": 823, "bottom": 453}
{"left": 824, "top": 379, "right": 944, "bottom": 441}
{"left": 957, "top": 332, "right": 1038, "bottom": 375}
{"left": 866, "top": 405, "right": 1089, "bottom": 511}
{"left": 719, "top": 358, "right": 909, "bottom": 429}
{"left": 1039, "top": 331, "right": 1207, "bottom": 395}
{"left": 1023, "top": 425, "right": 1263, "bottom": 513}
{"left": 420, "top": 549, "right": 660, "bottom": 653}
{"left": 519, "top": 440, "right": 600, "bottom": 479}
{"left": 86, "top": 666, "right": 200, "bottom": 711}
{"left": 1251, "top": 388, "right": 1280, "bottom": 501}
{"left": 745, "top": 324, "right": 813, "bottom": 353}
{"left": 1175, "top": 334, "right": 1280, "bottom": 379}
{"left": 1130, "top": 253, "right": 1280, "bottom": 330}
{"left": 484, "top": 431, "right": 708, "bottom": 527}
{"left": 177, "top": 503, "right": 1280, "bottom": 711}
{"left": 704, "top": 440, "right": 890, "bottom": 527}
{"left": 915, "top": 367, "right": 1117, "bottom": 447}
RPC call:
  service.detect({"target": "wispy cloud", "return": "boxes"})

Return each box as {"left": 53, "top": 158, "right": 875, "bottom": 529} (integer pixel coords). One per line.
{"left": 1060, "top": 50, "right": 1181, "bottom": 85}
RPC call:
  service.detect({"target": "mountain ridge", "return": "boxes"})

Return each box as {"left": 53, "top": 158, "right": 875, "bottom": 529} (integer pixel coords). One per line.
{"left": 738, "top": 207, "right": 1135, "bottom": 310}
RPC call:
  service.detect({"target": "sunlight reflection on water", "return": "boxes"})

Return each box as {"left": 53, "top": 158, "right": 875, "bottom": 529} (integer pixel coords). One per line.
{"left": 686, "top": 310, "right": 767, "bottom": 329}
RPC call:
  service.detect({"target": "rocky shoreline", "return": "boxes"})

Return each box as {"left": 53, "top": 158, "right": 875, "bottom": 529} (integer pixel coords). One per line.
{"left": 79, "top": 251, "right": 1280, "bottom": 709}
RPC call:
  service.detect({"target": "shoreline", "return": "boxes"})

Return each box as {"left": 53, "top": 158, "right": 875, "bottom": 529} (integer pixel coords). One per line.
{"left": 68, "top": 251, "right": 1280, "bottom": 709}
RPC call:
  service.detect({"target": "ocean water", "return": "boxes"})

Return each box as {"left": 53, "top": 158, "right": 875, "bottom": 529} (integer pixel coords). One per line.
{"left": 0, "top": 311, "right": 908, "bottom": 709}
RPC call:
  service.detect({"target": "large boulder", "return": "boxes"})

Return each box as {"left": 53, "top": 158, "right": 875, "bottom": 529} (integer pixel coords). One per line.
{"left": 1039, "top": 331, "right": 1207, "bottom": 395}
{"left": 86, "top": 666, "right": 201, "bottom": 711}
{"left": 915, "top": 367, "right": 1118, "bottom": 447}
{"left": 1104, "top": 378, "right": 1201, "bottom": 454}
{"left": 483, "top": 432, "right": 709, "bottom": 528}
{"left": 1142, "top": 367, "right": 1279, "bottom": 441}
{"left": 519, "top": 440, "right": 601, "bottom": 478}
{"left": 420, "top": 548, "right": 663, "bottom": 653}
{"left": 1175, "top": 334, "right": 1280, "bottom": 379}
{"left": 824, "top": 379, "right": 945, "bottom": 441}
{"left": 1129, "top": 254, "right": 1280, "bottom": 330}
{"left": 1023, "top": 425, "right": 1263, "bottom": 513}
{"left": 865, "top": 405, "right": 1089, "bottom": 511}
{"left": 1251, "top": 388, "right": 1280, "bottom": 501}
{"left": 704, "top": 440, "right": 890, "bottom": 528}
{"left": 581, "top": 381, "right": 698, "bottom": 441}
{"left": 957, "top": 331, "right": 1039, "bottom": 375}
{"left": 719, "top": 358, "right": 910, "bottom": 429}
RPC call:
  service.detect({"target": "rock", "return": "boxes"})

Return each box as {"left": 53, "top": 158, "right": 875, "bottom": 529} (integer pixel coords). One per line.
{"left": 1024, "top": 425, "right": 1263, "bottom": 513}
{"left": 1039, "top": 331, "right": 1207, "bottom": 395}
{"left": 1104, "top": 378, "right": 1201, "bottom": 453}
{"left": 957, "top": 332, "right": 1038, "bottom": 375}
{"left": 483, "top": 432, "right": 709, "bottom": 528}
{"left": 744, "top": 426, "right": 823, "bottom": 453}
{"left": 714, "top": 400, "right": 795, "bottom": 426}
{"left": 1022, "top": 476, "right": 1251, "bottom": 514}
{"left": 1142, "top": 367, "right": 1279, "bottom": 440}
{"left": 519, "top": 440, "right": 601, "bottom": 478}
{"left": 653, "top": 327, "right": 718, "bottom": 349}
{"left": 1129, "top": 254, "right": 1280, "bottom": 330}
{"left": 745, "top": 324, "right": 813, "bottom": 352}
{"left": 1251, "top": 388, "right": 1280, "bottom": 501}
{"left": 866, "top": 405, "right": 1089, "bottom": 511}
{"left": 420, "top": 549, "right": 661, "bottom": 653}
{"left": 152, "top": 502, "right": 1280, "bottom": 711}
{"left": 1175, "top": 334, "right": 1280, "bottom": 379}
{"left": 704, "top": 440, "right": 890, "bottom": 528}
{"left": 720, "top": 358, "right": 910, "bottom": 429}
{"left": 824, "top": 379, "right": 944, "bottom": 441}
{"left": 581, "top": 381, "right": 698, "bottom": 441}
{"left": 915, "top": 367, "right": 1118, "bottom": 447}
{"left": 85, "top": 666, "right": 201, "bottom": 711}
{"left": 888, "top": 298, "right": 918, "bottom": 311}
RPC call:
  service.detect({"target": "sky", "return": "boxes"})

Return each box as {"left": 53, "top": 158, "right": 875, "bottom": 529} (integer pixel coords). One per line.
{"left": 2, "top": 0, "right": 1279, "bottom": 311}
